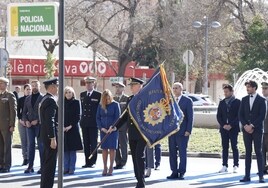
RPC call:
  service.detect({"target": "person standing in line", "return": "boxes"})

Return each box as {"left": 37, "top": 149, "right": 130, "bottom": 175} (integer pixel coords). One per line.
{"left": 80, "top": 76, "right": 101, "bottom": 168}
{"left": 17, "top": 84, "right": 32, "bottom": 166}
{"left": 13, "top": 85, "right": 21, "bottom": 102}
{"left": 0, "top": 77, "right": 17, "bottom": 173}
{"left": 63, "top": 86, "right": 83, "bottom": 175}
{"left": 97, "top": 89, "right": 120, "bottom": 176}
{"left": 22, "top": 80, "right": 44, "bottom": 174}
{"left": 108, "top": 77, "right": 146, "bottom": 188}
{"left": 145, "top": 146, "right": 154, "bottom": 178}
{"left": 261, "top": 82, "right": 268, "bottom": 174}
{"left": 39, "top": 78, "right": 58, "bottom": 188}
{"left": 239, "top": 80, "right": 266, "bottom": 183}
{"left": 167, "top": 82, "right": 193, "bottom": 180}
{"left": 217, "top": 84, "right": 241, "bottom": 173}
{"left": 113, "top": 82, "right": 129, "bottom": 170}
{"left": 154, "top": 144, "right": 161, "bottom": 170}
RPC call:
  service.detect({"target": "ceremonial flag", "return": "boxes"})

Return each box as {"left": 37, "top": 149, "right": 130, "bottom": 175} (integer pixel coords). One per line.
{"left": 128, "top": 64, "right": 184, "bottom": 147}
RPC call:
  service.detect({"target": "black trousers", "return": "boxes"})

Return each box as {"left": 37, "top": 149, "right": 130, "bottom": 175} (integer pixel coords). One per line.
{"left": 262, "top": 133, "right": 268, "bottom": 169}
{"left": 115, "top": 129, "right": 128, "bottom": 166}
{"left": 129, "top": 139, "right": 146, "bottom": 186}
{"left": 81, "top": 127, "right": 98, "bottom": 165}
{"left": 243, "top": 130, "right": 263, "bottom": 178}
{"left": 40, "top": 140, "right": 57, "bottom": 188}
{"left": 220, "top": 130, "right": 239, "bottom": 167}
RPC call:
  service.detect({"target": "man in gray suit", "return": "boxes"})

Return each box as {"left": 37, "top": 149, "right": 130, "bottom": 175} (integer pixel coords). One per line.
{"left": 0, "top": 77, "right": 17, "bottom": 173}
{"left": 113, "top": 82, "right": 129, "bottom": 169}
{"left": 262, "top": 82, "right": 268, "bottom": 174}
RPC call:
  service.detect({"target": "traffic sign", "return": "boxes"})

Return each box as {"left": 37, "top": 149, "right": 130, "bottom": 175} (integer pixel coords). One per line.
{"left": 183, "top": 50, "right": 194, "bottom": 65}
{"left": 7, "top": 3, "right": 59, "bottom": 39}
{"left": 0, "top": 48, "right": 9, "bottom": 68}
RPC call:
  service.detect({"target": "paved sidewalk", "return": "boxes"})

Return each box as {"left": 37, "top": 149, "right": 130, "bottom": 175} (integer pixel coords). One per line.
{"left": 0, "top": 148, "right": 268, "bottom": 188}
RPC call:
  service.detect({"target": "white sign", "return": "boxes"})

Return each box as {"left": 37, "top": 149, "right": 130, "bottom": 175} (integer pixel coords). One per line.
{"left": 183, "top": 50, "right": 194, "bottom": 65}
{"left": 0, "top": 48, "right": 9, "bottom": 67}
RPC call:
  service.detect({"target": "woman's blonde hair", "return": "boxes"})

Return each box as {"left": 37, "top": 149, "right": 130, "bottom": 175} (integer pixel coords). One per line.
{"left": 101, "top": 89, "right": 113, "bottom": 110}
{"left": 64, "top": 86, "right": 76, "bottom": 99}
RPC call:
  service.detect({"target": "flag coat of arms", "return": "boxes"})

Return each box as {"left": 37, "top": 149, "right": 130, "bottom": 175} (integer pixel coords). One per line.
{"left": 128, "top": 64, "right": 184, "bottom": 147}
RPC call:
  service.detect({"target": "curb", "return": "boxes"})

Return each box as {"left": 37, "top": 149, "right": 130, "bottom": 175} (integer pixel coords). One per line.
{"left": 12, "top": 144, "right": 254, "bottom": 159}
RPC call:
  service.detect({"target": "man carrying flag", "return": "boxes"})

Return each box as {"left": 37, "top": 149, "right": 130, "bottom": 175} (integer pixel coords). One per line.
{"left": 108, "top": 64, "right": 183, "bottom": 188}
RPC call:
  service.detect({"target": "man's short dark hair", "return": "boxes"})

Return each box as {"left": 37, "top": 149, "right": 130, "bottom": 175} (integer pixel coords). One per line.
{"left": 245, "top": 80, "right": 258, "bottom": 90}
{"left": 223, "top": 84, "right": 233, "bottom": 91}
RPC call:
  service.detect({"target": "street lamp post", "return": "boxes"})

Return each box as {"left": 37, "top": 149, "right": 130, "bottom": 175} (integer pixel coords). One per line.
{"left": 193, "top": 16, "right": 221, "bottom": 95}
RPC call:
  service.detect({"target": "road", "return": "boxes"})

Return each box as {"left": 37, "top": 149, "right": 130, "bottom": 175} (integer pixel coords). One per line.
{"left": 0, "top": 148, "right": 268, "bottom": 188}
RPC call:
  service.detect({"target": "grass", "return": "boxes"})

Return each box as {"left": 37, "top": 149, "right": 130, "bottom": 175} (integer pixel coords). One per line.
{"left": 12, "top": 126, "right": 246, "bottom": 154}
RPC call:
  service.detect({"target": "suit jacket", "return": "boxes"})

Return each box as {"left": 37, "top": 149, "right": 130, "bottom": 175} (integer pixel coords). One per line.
{"left": 239, "top": 94, "right": 266, "bottom": 132}
{"left": 217, "top": 97, "right": 241, "bottom": 133}
{"left": 114, "top": 94, "right": 128, "bottom": 132}
{"left": 0, "top": 90, "right": 17, "bottom": 130}
{"left": 80, "top": 90, "right": 101, "bottom": 128}
{"left": 39, "top": 93, "right": 58, "bottom": 141}
{"left": 22, "top": 93, "right": 43, "bottom": 122}
{"left": 177, "top": 95, "right": 194, "bottom": 136}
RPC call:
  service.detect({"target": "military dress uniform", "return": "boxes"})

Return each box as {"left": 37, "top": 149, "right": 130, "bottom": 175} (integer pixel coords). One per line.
{"left": 80, "top": 77, "right": 101, "bottom": 167}
{"left": 0, "top": 77, "right": 17, "bottom": 173}
{"left": 113, "top": 82, "right": 129, "bottom": 169}
{"left": 114, "top": 78, "right": 146, "bottom": 188}
{"left": 261, "top": 82, "right": 268, "bottom": 172}
{"left": 39, "top": 78, "right": 58, "bottom": 188}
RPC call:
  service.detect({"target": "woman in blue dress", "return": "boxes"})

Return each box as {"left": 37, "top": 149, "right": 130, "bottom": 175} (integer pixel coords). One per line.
{"left": 96, "top": 89, "right": 121, "bottom": 176}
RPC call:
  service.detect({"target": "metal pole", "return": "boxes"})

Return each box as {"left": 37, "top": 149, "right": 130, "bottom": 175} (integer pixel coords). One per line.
{"left": 204, "top": 16, "right": 209, "bottom": 95}
{"left": 186, "top": 51, "right": 189, "bottom": 93}
{"left": 4, "top": 26, "right": 7, "bottom": 78}
{"left": 58, "top": 0, "right": 64, "bottom": 187}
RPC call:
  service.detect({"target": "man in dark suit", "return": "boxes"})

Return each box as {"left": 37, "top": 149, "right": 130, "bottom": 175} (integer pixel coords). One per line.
{"left": 22, "top": 80, "right": 43, "bottom": 174}
{"left": 217, "top": 84, "right": 240, "bottom": 173}
{"left": 39, "top": 78, "right": 58, "bottom": 188}
{"left": 261, "top": 82, "right": 268, "bottom": 174}
{"left": 0, "top": 77, "right": 16, "bottom": 173}
{"left": 113, "top": 82, "right": 129, "bottom": 169}
{"left": 109, "top": 77, "right": 146, "bottom": 188}
{"left": 13, "top": 85, "right": 21, "bottom": 102}
{"left": 239, "top": 80, "right": 266, "bottom": 183}
{"left": 167, "top": 82, "right": 193, "bottom": 180}
{"left": 80, "top": 76, "right": 101, "bottom": 168}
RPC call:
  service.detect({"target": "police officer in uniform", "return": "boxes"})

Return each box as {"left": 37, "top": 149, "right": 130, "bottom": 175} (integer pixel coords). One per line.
{"left": 80, "top": 76, "right": 101, "bottom": 168}
{"left": 113, "top": 82, "right": 129, "bottom": 169}
{"left": 39, "top": 78, "right": 58, "bottom": 188}
{"left": 109, "top": 78, "right": 146, "bottom": 188}
{"left": 0, "top": 77, "right": 16, "bottom": 173}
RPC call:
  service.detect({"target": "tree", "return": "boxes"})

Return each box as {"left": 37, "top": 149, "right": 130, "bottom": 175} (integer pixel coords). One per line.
{"left": 237, "top": 15, "right": 268, "bottom": 72}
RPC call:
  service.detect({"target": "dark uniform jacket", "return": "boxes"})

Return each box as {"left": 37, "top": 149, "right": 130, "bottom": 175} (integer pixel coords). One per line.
{"left": 0, "top": 91, "right": 17, "bottom": 130}
{"left": 39, "top": 93, "right": 58, "bottom": 142}
{"left": 264, "top": 98, "right": 268, "bottom": 133}
{"left": 80, "top": 90, "right": 101, "bottom": 128}
{"left": 115, "top": 95, "right": 143, "bottom": 141}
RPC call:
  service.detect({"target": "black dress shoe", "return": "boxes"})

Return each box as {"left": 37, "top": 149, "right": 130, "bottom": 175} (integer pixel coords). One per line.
{"left": 178, "top": 173, "right": 185, "bottom": 180}
{"left": 37, "top": 169, "right": 42, "bottom": 174}
{"left": 167, "top": 172, "right": 179, "bottom": 179}
{"left": 154, "top": 164, "right": 160, "bottom": 170}
{"left": 259, "top": 177, "right": 265, "bottom": 183}
{"left": 22, "top": 159, "right": 28, "bottom": 166}
{"left": 82, "top": 164, "right": 91, "bottom": 168}
{"left": 114, "top": 165, "right": 123, "bottom": 169}
{"left": 240, "top": 176, "right": 251, "bottom": 182}
{"left": 24, "top": 168, "right": 34, "bottom": 173}
{"left": 1, "top": 168, "right": 10, "bottom": 173}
